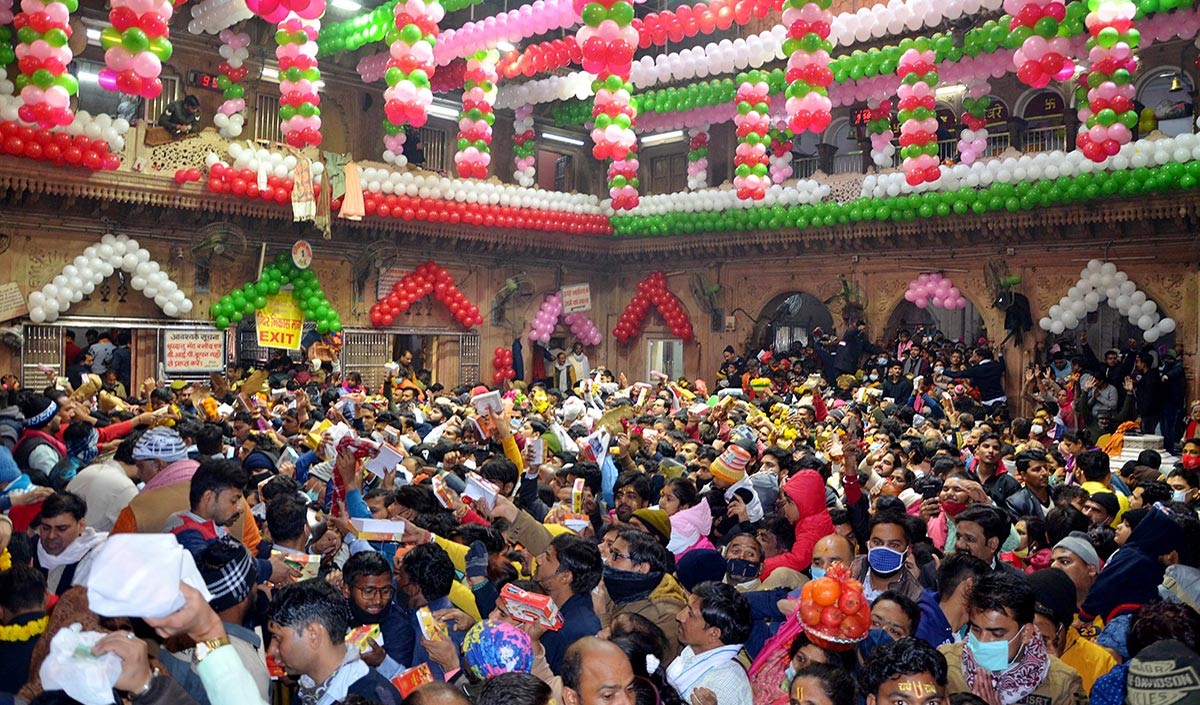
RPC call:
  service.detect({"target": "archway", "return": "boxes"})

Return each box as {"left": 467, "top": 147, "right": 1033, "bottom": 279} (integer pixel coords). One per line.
{"left": 756, "top": 292, "right": 836, "bottom": 352}
{"left": 1135, "top": 65, "right": 1195, "bottom": 136}
{"left": 885, "top": 299, "right": 986, "bottom": 346}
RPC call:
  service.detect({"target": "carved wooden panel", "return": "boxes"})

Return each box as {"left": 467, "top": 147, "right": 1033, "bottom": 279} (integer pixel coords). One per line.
{"left": 145, "top": 129, "right": 232, "bottom": 173}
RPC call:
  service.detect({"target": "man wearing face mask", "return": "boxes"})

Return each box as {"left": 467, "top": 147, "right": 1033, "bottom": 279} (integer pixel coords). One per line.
{"left": 809, "top": 533, "right": 854, "bottom": 580}
{"left": 723, "top": 533, "right": 764, "bottom": 591}
{"left": 850, "top": 512, "right": 923, "bottom": 604}
{"left": 941, "top": 572, "right": 1085, "bottom": 705}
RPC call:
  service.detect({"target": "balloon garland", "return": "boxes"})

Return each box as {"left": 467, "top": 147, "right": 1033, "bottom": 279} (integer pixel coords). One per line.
{"left": 782, "top": 0, "right": 833, "bottom": 136}
{"left": 0, "top": 0, "right": 15, "bottom": 83}
{"left": 896, "top": 48, "right": 940, "bottom": 186}
{"left": 203, "top": 143, "right": 326, "bottom": 203}
{"left": 212, "top": 253, "right": 341, "bottom": 333}
{"left": 1075, "top": 0, "right": 1138, "bottom": 163}
{"left": 733, "top": 70, "right": 771, "bottom": 201}
{"left": 513, "top": 104, "right": 536, "bottom": 188}
{"left": 188, "top": 0, "right": 254, "bottom": 35}
{"left": 529, "top": 292, "right": 604, "bottom": 346}
{"left": 687, "top": 126, "right": 708, "bottom": 190}
{"left": 98, "top": 0, "right": 173, "bottom": 100}
{"left": 957, "top": 85, "right": 990, "bottom": 165}
{"left": 1039, "top": 259, "right": 1176, "bottom": 342}
{"left": 382, "top": 0, "right": 442, "bottom": 158}
{"left": 904, "top": 272, "right": 967, "bottom": 310}
{"left": 28, "top": 234, "right": 193, "bottom": 324}
{"left": 370, "top": 261, "right": 482, "bottom": 329}
{"left": 498, "top": 37, "right": 580, "bottom": 79}
{"left": 579, "top": 0, "right": 640, "bottom": 212}
{"left": 13, "top": 0, "right": 77, "bottom": 128}
{"left": 1007, "top": 0, "right": 1075, "bottom": 87}
{"left": 613, "top": 272, "right": 693, "bottom": 343}
{"left": 316, "top": 0, "right": 480, "bottom": 57}
{"left": 276, "top": 13, "right": 323, "bottom": 148}
{"left": 454, "top": 50, "right": 497, "bottom": 179}
{"left": 437, "top": 0, "right": 576, "bottom": 65}
{"left": 866, "top": 99, "right": 894, "bottom": 168}
{"left": 491, "top": 346, "right": 516, "bottom": 384}
{"left": 769, "top": 126, "right": 794, "bottom": 184}
{"left": 0, "top": 106, "right": 125, "bottom": 170}
{"left": 214, "top": 29, "right": 249, "bottom": 139}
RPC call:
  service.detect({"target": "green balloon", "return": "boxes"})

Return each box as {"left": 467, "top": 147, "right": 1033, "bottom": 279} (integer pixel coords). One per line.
{"left": 215, "top": 315, "right": 230, "bottom": 329}
{"left": 399, "top": 23, "right": 422, "bottom": 44}
{"left": 122, "top": 28, "right": 150, "bottom": 54}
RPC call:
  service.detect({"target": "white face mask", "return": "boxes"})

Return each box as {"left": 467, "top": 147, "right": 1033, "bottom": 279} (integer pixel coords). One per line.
{"left": 1031, "top": 424, "right": 1044, "bottom": 436}
{"left": 934, "top": 366, "right": 945, "bottom": 374}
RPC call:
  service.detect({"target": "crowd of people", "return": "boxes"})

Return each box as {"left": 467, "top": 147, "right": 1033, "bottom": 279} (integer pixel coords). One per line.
{"left": 0, "top": 318, "right": 1196, "bottom": 705}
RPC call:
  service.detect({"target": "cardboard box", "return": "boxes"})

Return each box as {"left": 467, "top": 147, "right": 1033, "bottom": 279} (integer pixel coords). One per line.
{"left": 392, "top": 664, "right": 434, "bottom": 698}
{"left": 500, "top": 583, "right": 564, "bottom": 631}
{"left": 471, "top": 390, "right": 504, "bottom": 416}
{"left": 571, "top": 478, "right": 585, "bottom": 514}
{"left": 416, "top": 605, "right": 448, "bottom": 641}
{"left": 345, "top": 623, "right": 383, "bottom": 654}
{"left": 432, "top": 474, "right": 456, "bottom": 510}
{"left": 365, "top": 442, "right": 404, "bottom": 478}
{"left": 350, "top": 518, "right": 406, "bottom": 543}
{"left": 271, "top": 550, "right": 322, "bottom": 582}
{"left": 463, "top": 472, "right": 499, "bottom": 510}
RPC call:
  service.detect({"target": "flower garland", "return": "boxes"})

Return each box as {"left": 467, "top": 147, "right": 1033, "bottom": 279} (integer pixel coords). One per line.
{"left": 0, "top": 616, "right": 48, "bottom": 642}
{"left": 1075, "top": 0, "right": 1138, "bottom": 163}
{"left": 0, "top": 548, "right": 10, "bottom": 571}
{"left": 733, "top": 70, "right": 771, "bottom": 201}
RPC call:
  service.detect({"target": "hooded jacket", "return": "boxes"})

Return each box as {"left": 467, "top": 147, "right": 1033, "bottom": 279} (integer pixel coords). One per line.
{"left": 1080, "top": 505, "right": 1181, "bottom": 622}
{"left": 761, "top": 470, "right": 833, "bottom": 579}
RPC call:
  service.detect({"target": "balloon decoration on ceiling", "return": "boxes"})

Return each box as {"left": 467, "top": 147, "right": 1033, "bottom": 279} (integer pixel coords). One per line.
{"left": 370, "top": 261, "right": 482, "bottom": 329}
{"left": 613, "top": 271, "right": 694, "bottom": 343}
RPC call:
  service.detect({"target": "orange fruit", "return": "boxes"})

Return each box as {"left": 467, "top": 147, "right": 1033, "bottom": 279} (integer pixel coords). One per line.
{"left": 811, "top": 578, "right": 841, "bottom": 607}
{"left": 800, "top": 602, "right": 823, "bottom": 626}
{"left": 820, "top": 606, "right": 842, "bottom": 630}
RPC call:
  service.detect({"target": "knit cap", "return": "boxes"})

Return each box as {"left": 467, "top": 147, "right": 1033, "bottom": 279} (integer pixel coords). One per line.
{"left": 131, "top": 427, "right": 188, "bottom": 462}
{"left": 633, "top": 508, "right": 672, "bottom": 548}
{"left": 710, "top": 445, "right": 751, "bottom": 485}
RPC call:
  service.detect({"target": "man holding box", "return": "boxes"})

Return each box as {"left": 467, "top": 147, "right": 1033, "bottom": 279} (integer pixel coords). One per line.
{"left": 534, "top": 533, "right": 604, "bottom": 674}
{"left": 393, "top": 543, "right": 466, "bottom": 680}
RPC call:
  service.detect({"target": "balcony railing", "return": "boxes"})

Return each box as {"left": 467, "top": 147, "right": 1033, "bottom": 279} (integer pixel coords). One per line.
{"left": 1023, "top": 124, "right": 1068, "bottom": 153}
{"left": 832, "top": 151, "right": 863, "bottom": 174}
{"left": 793, "top": 156, "right": 819, "bottom": 179}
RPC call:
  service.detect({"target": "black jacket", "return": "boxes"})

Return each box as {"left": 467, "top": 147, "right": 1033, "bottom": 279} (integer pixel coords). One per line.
{"left": 1005, "top": 487, "right": 1050, "bottom": 521}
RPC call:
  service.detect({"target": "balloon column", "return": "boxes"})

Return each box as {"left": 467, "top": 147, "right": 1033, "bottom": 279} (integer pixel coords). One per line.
{"left": 212, "top": 253, "right": 341, "bottom": 333}
{"left": 28, "top": 233, "right": 193, "bottom": 323}
{"left": 1007, "top": 0, "right": 1074, "bottom": 87}
{"left": 866, "top": 99, "right": 894, "bottom": 168}
{"left": 1039, "top": 260, "right": 1175, "bottom": 343}
{"left": 1075, "top": 0, "right": 1138, "bottom": 162}
{"left": 904, "top": 272, "right": 967, "bottom": 310}
{"left": 454, "top": 50, "right": 497, "bottom": 179}
{"left": 579, "top": 0, "right": 639, "bottom": 210}
{"left": 613, "top": 272, "right": 693, "bottom": 344}
{"left": 513, "top": 104, "right": 535, "bottom": 188}
{"left": 99, "top": 0, "right": 172, "bottom": 100}
{"left": 733, "top": 70, "right": 771, "bottom": 200}
{"left": 0, "top": 0, "right": 15, "bottom": 80}
{"left": 958, "top": 85, "right": 990, "bottom": 165}
{"left": 896, "top": 48, "right": 940, "bottom": 186}
{"left": 370, "top": 261, "right": 482, "bottom": 329}
{"left": 687, "top": 126, "right": 708, "bottom": 190}
{"left": 769, "top": 126, "right": 794, "bottom": 184}
{"left": 797, "top": 562, "right": 870, "bottom": 651}
{"left": 276, "top": 11, "right": 324, "bottom": 148}
{"left": 14, "top": 0, "right": 77, "bottom": 128}
{"left": 492, "top": 347, "right": 516, "bottom": 384}
{"left": 382, "top": 0, "right": 441, "bottom": 143}
{"left": 781, "top": 0, "right": 833, "bottom": 135}
{"left": 214, "top": 28, "right": 250, "bottom": 139}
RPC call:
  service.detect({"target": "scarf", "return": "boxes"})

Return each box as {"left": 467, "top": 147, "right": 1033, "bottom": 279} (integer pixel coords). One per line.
{"left": 665, "top": 644, "right": 743, "bottom": 697}
{"left": 338, "top": 162, "right": 365, "bottom": 221}
{"left": 37, "top": 527, "right": 107, "bottom": 571}
{"left": 724, "top": 477, "right": 764, "bottom": 523}
{"left": 67, "top": 428, "right": 100, "bottom": 466}
{"left": 298, "top": 647, "right": 370, "bottom": 705}
{"left": 603, "top": 566, "right": 663, "bottom": 605}
{"left": 960, "top": 629, "right": 1050, "bottom": 705}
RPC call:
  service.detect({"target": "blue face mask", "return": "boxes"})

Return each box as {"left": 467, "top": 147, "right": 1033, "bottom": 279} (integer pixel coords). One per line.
{"left": 857, "top": 628, "right": 894, "bottom": 661}
{"left": 810, "top": 565, "right": 826, "bottom": 580}
{"left": 1174, "top": 489, "right": 1189, "bottom": 503}
{"left": 967, "top": 631, "right": 1015, "bottom": 672}
{"left": 868, "top": 546, "right": 905, "bottom": 576}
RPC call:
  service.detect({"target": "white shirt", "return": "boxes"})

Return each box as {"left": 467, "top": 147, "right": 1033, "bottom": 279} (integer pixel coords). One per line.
{"left": 667, "top": 645, "right": 752, "bottom": 705}
{"left": 66, "top": 460, "right": 138, "bottom": 532}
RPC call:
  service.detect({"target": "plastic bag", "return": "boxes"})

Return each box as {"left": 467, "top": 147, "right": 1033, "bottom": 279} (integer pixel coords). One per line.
{"left": 39, "top": 623, "right": 122, "bottom": 705}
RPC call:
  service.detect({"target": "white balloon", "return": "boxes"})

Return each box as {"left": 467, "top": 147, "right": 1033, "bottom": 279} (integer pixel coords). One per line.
{"left": 1160, "top": 317, "right": 1177, "bottom": 333}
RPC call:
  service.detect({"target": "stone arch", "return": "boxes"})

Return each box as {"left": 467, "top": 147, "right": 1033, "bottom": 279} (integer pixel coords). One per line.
{"left": 752, "top": 291, "right": 837, "bottom": 351}
{"left": 876, "top": 272, "right": 1005, "bottom": 346}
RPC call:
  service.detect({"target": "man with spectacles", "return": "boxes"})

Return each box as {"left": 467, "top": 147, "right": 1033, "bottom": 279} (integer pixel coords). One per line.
{"left": 340, "top": 551, "right": 407, "bottom": 678}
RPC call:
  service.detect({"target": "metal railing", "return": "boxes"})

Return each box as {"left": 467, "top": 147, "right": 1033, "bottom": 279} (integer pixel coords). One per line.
{"left": 937, "top": 139, "right": 958, "bottom": 162}
{"left": 987, "top": 131, "right": 1011, "bottom": 156}
{"left": 832, "top": 151, "right": 863, "bottom": 174}
{"left": 1023, "top": 124, "right": 1068, "bottom": 153}
{"left": 792, "top": 156, "right": 819, "bottom": 179}
{"left": 254, "top": 94, "right": 283, "bottom": 145}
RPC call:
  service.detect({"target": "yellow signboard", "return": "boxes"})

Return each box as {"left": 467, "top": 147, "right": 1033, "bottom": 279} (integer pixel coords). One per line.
{"left": 256, "top": 294, "right": 305, "bottom": 350}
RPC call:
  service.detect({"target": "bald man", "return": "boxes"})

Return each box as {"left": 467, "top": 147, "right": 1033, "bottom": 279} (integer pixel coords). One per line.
{"left": 404, "top": 683, "right": 471, "bottom": 705}
{"left": 810, "top": 533, "right": 855, "bottom": 579}
{"left": 561, "top": 637, "right": 635, "bottom": 705}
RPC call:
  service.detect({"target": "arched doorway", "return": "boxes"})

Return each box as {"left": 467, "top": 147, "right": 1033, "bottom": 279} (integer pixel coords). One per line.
{"left": 885, "top": 299, "right": 986, "bottom": 346}
{"left": 826, "top": 119, "right": 862, "bottom": 174}
{"left": 1135, "top": 66, "right": 1195, "bottom": 137}
{"left": 1045, "top": 296, "right": 1177, "bottom": 357}
{"left": 758, "top": 292, "right": 836, "bottom": 352}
